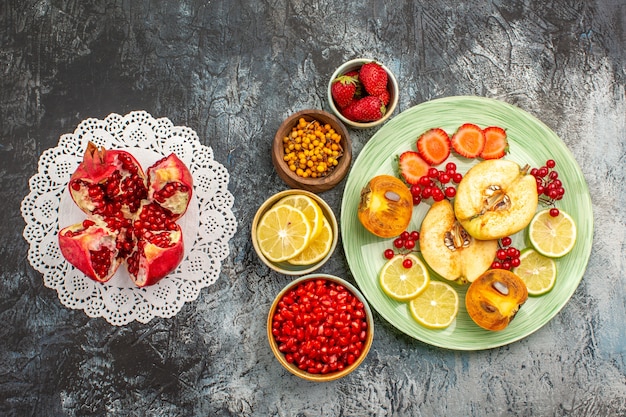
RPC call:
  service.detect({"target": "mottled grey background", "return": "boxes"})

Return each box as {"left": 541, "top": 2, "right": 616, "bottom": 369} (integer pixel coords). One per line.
{"left": 1, "top": 1, "right": 625, "bottom": 416}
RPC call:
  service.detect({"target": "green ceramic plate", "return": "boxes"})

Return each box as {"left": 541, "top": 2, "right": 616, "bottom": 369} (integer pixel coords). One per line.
{"left": 341, "top": 96, "right": 593, "bottom": 350}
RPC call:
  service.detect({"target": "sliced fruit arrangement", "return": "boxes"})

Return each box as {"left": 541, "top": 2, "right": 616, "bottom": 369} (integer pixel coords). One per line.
{"left": 256, "top": 193, "right": 334, "bottom": 265}
{"left": 364, "top": 120, "right": 577, "bottom": 331}
{"left": 378, "top": 229, "right": 459, "bottom": 329}
{"left": 59, "top": 142, "right": 193, "bottom": 287}
{"left": 397, "top": 123, "right": 508, "bottom": 209}
{"left": 331, "top": 61, "right": 390, "bottom": 123}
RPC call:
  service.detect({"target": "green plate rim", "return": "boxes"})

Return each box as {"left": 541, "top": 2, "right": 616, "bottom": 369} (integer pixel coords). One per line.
{"left": 340, "top": 96, "right": 593, "bottom": 350}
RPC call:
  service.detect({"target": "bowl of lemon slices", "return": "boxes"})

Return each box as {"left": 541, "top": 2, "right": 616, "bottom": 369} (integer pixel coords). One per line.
{"left": 251, "top": 190, "right": 338, "bottom": 275}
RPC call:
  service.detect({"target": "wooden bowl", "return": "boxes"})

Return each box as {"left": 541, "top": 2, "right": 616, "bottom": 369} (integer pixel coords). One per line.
{"left": 267, "top": 274, "right": 374, "bottom": 382}
{"left": 327, "top": 58, "right": 399, "bottom": 129}
{"left": 251, "top": 189, "right": 338, "bottom": 275}
{"left": 272, "top": 109, "right": 352, "bottom": 193}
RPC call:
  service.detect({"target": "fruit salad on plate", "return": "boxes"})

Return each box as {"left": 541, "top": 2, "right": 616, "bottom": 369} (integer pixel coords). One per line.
{"left": 357, "top": 122, "right": 576, "bottom": 332}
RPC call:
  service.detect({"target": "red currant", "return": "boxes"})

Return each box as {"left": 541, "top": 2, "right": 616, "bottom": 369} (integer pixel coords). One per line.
{"left": 550, "top": 208, "right": 560, "bottom": 217}
{"left": 501, "top": 236, "right": 512, "bottom": 247}
{"left": 432, "top": 190, "right": 445, "bottom": 202}
{"left": 402, "top": 258, "right": 413, "bottom": 269}
{"left": 384, "top": 249, "right": 394, "bottom": 259}
{"left": 507, "top": 247, "right": 520, "bottom": 258}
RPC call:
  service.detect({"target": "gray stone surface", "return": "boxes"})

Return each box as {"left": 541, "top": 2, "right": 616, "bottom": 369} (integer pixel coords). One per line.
{"left": 1, "top": 1, "right": 625, "bottom": 416}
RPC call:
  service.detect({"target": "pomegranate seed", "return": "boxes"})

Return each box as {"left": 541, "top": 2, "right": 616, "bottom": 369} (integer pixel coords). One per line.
{"left": 271, "top": 279, "right": 368, "bottom": 375}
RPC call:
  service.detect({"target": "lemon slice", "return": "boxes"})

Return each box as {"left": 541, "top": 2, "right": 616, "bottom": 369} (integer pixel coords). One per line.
{"left": 287, "top": 216, "right": 334, "bottom": 265}
{"left": 409, "top": 281, "right": 459, "bottom": 329}
{"left": 276, "top": 194, "right": 324, "bottom": 239}
{"left": 256, "top": 205, "right": 312, "bottom": 262}
{"left": 379, "top": 254, "right": 429, "bottom": 301}
{"left": 528, "top": 209, "right": 577, "bottom": 258}
{"left": 512, "top": 248, "right": 557, "bottom": 296}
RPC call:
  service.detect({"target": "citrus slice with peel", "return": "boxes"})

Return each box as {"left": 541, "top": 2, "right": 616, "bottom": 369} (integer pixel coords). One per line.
{"left": 288, "top": 216, "right": 333, "bottom": 265}
{"left": 528, "top": 209, "right": 577, "bottom": 258}
{"left": 276, "top": 194, "right": 324, "bottom": 240}
{"left": 512, "top": 248, "right": 557, "bottom": 296}
{"left": 409, "top": 281, "right": 459, "bottom": 329}
{"left": 256, "top": 205, "right": 312, "bottom": 263}
{"left": 379, "top": 254, "right": 429, "bottom": 301}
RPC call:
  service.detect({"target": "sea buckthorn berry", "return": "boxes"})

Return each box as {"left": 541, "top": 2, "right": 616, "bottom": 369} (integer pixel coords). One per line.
{"left": 282, "top": 118, "right": 344, "bottom": 179}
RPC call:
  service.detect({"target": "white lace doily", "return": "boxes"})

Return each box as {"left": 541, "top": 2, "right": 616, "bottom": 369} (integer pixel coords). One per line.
{"left": 21, "top": 111, "right": 237, "bottom": 325}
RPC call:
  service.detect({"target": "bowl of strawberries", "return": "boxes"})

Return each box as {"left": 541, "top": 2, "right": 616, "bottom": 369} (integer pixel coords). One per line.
{"left": 328, "top": 58, "right": 399, "bottom": 129}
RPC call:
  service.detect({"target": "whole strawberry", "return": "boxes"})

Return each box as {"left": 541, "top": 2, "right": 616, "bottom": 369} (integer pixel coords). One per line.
{"left": 359, "top": 61, "right": 388, "bottom": 96}
{"left": 342, "top": 96, "right": 386, "bottom": 122}
{"left": 331, "top": 74, "right": 358, "bottom": 109}
{"left": 377, "top": 89, "right": 390, "bottom": 106}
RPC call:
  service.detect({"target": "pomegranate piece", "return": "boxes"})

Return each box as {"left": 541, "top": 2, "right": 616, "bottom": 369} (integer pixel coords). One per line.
{"left": 60, "top": 143, "right": 193, "bottom": 287}
{"left": 126, "top": 202, "right": 185, "bottom": 287}
{"left": 68, "top": 142, "right": 148, "bottom": 219}
{"left": 147, "top": 153, "right": 193, "bottom": 219}
{"left": 58, "top": 218, "right": 123, "bottom": 283}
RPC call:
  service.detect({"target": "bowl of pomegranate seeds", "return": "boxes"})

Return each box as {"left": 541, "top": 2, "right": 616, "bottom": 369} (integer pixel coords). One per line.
{"left": 272, "top": 109, "right": 352, "bottom": 193}
{"left": 327, "top": 58, "right": 399, "bottom": 129}
{"left": 267, "top": 274, "right": 374, "bottom": 382}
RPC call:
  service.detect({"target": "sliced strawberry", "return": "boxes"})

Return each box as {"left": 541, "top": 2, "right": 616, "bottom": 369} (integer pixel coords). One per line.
{"left": 398, "top": 151, "right": 430, "bottom": 185}
{"left": 451, "top": 123, "right": 485, "bottom": 158}
{"left": 416, "top": 128, "right": 451, "bottom": 165}
{"left": 480, "top": 126, "right": 509, "bottom": 159}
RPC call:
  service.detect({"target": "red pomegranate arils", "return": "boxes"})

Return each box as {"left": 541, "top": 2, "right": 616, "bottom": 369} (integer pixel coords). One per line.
{"left": 271, "top": 279, "right": 369, "bottom": 375}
